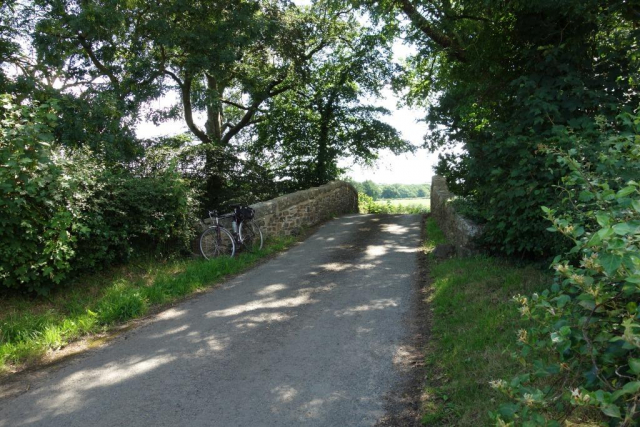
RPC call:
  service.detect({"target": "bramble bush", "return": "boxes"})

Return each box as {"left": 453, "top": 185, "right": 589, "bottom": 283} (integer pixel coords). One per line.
{"left": 0, "top": 95, "right": 198, "bottom": 294}
{"left": 491, "top": 115, "right": 640, "bottom": 426}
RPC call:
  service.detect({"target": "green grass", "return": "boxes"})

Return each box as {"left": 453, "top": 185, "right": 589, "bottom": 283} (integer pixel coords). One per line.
{"left": 424, "top": 216, "right": 446, "bottom": 251}
{"left": 0, "top": 237, "right": 294, "bottom": 373}
{"left": 421, "top": 218, "right": 551, "bottom": 426}
{"left": 380, "top": 197, "right": 430, "bottom": 207}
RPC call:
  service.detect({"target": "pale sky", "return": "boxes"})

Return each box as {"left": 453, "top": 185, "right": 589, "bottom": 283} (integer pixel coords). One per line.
{"left": 135, "top": 3, "right": 446, "bottom": 185}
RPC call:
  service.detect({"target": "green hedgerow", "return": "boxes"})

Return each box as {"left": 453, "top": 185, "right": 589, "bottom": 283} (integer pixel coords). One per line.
{"left": 492, "top": 114, "right": 640, "bottom": 426}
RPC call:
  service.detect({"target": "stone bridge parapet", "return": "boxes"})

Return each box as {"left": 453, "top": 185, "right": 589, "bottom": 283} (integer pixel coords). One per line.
{"left": 430, "top": 175, "right": 482, "bottom": 255}
{"left": 250, "top": 181, "right": 358, "bottom": 238}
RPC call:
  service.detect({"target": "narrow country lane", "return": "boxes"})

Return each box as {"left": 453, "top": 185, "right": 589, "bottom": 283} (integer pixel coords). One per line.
{"left": 0, "top": 214, "right": 422, "bottom": 427}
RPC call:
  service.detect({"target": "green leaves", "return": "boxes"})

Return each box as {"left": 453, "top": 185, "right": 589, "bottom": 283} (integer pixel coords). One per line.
{"left": 599, "top": 253, "right": 622, "bottom": 276}
{"left": 617, "top": 186, "right": 637, "bottom": 198}
{"left": 496, "top": 118, "right": 640, "bottom": 424}
{"left": 601, "top": 404, "right": 622, "bottom": 419}
{"left": 596, "top": 213, "right": 611, "bottom": 227}
{"left": 0, "top": 96, "right": 198, "bottom": 294}
{"left": 253, "top": 18, "right": 409, "bottom": 187}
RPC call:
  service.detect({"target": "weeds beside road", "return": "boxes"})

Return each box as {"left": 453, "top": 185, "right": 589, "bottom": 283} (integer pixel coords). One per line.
{"left": 420, "top": 217, "right": 551, "bottom": 425}
{"left": 0, "top": 238, "right": 295, "bottom": 375}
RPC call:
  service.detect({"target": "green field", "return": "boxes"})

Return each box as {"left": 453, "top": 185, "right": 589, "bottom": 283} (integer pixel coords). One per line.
{"left": 379, "top": 197, "right": 430, "bottom": 207}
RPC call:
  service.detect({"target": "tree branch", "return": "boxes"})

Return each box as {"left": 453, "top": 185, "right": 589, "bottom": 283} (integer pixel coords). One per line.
{"left": 76, "top": 33, "right": 122, "bottom": 90}
{"left": 221, "top": 76, "right": 292, "bottom": 144}
{"left": 447, "top": 13, "right": 490, "bottom": 22}
{"left": 221, "top": 99, "right": 265, "bottom": 113}
{"left": 304, "top": 39, "right": 329, "bottom": 60}
{"left": 180, "top": 74, "right": 210, "bottom": 144}
{"left": 395, "top": 0, "right": 467, "bottom": 62}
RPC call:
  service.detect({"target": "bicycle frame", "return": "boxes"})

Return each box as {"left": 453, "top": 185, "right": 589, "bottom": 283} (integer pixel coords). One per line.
{"left": 202, "top": 208, "right": 262, "bottom": 257}
{"left": 208, "top": 210, "right": 240, "bottom": 241}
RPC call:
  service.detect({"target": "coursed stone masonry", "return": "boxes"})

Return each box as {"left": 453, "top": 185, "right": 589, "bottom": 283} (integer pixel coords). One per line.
{"left": 430, "top": 175, "right": 482, "bottom": 255}
{"left": 201, "top": 181, "right": 358, "bottom": 241}
{"left": 250, "top": 181, "right": 358, "bottom": 238}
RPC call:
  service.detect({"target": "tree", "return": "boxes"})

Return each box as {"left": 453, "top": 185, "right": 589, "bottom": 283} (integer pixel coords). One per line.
{"left": 355, "top": 0, "right": 640, "bottom": 256}
{"left": 381, "top": 185, "right": 400, "bottom": 199}
{"left": 361, "top": 180, "right": 381, "bottom": 200}
{"left": 26, "top": 0, "right": 340, "bottom": 205}
{"left": 252, "top": 11, "right": 411, "bottom": 189}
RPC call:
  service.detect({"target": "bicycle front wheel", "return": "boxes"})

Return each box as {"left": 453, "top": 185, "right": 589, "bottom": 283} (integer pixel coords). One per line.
{"left": 239, "top": 220, "right": 263, "bottom": 252}
{"left": 199, "top": 226, "right": 236, "bottom": 259}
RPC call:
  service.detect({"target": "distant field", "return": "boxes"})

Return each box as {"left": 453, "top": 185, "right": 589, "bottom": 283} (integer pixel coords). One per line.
{"left": 380, "top": 198, "right": 430, "bottom": 207}
{"left": 359, "top": 196, "right": 430, "bottom": 214}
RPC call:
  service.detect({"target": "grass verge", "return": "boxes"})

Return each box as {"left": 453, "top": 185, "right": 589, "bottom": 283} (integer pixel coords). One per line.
{"left": 421, "top": 217, "right": 551, "bottom": 425}
{"left": 0, "top": 237, "right": 295, "bottom": 375}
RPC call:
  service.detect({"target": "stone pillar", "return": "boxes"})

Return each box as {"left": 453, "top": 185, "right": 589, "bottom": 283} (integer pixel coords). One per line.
{"left": 430, "top": 175, "right": 482, "bottom": 255}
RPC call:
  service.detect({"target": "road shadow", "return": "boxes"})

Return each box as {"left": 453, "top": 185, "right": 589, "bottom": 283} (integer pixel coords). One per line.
{"left": 0, "top": 214, "right": 422, "bottom": 427}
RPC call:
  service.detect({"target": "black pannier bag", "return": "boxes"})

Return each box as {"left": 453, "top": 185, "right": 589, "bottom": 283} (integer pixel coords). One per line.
{"left": 234, "top": 206, "right": 255, "bottom": 222}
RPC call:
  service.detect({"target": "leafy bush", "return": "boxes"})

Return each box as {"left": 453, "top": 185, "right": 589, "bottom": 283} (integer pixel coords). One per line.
{"left": 72, "top": 162, "right": 199, "bottom": 270}
{"left": 0, "top": 96, "right": 198, "bottom": 294}
{"left": 417, "top": 0, "right": 639, "bottom": 258}
{"left": 491, "top": 116, "right": 640, "bottom": 425}
{"left": 0, "top": 97, "right": 75, "bottom": 290}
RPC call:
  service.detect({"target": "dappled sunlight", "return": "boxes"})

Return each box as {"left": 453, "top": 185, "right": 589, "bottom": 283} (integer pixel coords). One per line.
{"left": 381, "top": 223, "right": 411, "bottom": 235}
{"left": 155, "top": 307, "right": 187, "bottom": 321}
{"left": 256, "top": 283, "right": 288, "bottom": 296}
{"left": 231, "top": 312, "right": 293, "bottom": 330}
{"left": 147, "top": 324, "right": 189, "bottom": 339}
{"left": 364, "top": 244, "right": 388, "bottom": 260}
{"left": 392, "top": 245, "right": 420, "bottom": 253}
{"left": 297, "top": 283, "right": 336, "bottom": 295}
{"left": 271, "top": 385, "right": 298, "bottom": 403}
{"left": 0, "top": 213, "right": 423, "bottom": 427}
{"left": 320, "top": 262, "right": 352, "bottom": 272}
{"left": 16, "top": 353, "right": 178, "bottom": 425}
{"left": 56, "top": 354, "right": 176, "bottom": 392}
{"left": 355, "top": 326, "right": 373, "bottom": 334}
{"left": 333, "top": 298, "right": 399, "bottom": 317}
{"left": 205, "top": 294, "right": 316, "bottom": 318}
{"left": 354, "top": 262, "right": 380, "bottom": 270}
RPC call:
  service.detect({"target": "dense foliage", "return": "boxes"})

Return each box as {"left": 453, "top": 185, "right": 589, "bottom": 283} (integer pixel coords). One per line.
{"left": 492, "top": 118, "right": 640, "bottom": 425}
{"left": 355, "top": 0, "right": 640, "bottom": 257}
{"left": 0, "top": 96, "right": 197, "bottom": 294}
{"left": 252, "top": 20, "right": 410, "bottom": 188}
{"left": 0, "top": 0, "right": 412, "bottom": 292}
{"left": 3, "top": 0, "right": 410, "bottom": 207}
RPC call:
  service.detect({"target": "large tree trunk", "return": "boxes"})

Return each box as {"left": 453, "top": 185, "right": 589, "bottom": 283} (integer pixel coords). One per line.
{"left": 202, "top": 75, "right": 230, "bottom": 209}
{"left": 205, "top": 75, "right": 225, "bottom": 142}
{"left": 316, "top": 103, "right": 333, "bottom": 186}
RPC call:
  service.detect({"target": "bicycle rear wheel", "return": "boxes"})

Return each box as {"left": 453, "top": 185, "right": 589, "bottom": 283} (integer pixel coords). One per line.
{"left": 239, "top": 220, "right": 263, "bottom": 252}
{"left": 199, "top": 226, "right": 236, "bottom": 259}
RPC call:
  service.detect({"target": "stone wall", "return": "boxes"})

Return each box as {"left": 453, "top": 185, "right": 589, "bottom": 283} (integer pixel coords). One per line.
{"left": 250, "top": 181, "right": 358, "bottom": 237}
{"left": 203, "top": 181, "right": 358, "bottom": 239}
{"left": 430, "top": 175, "right": 482, "bottom": 255}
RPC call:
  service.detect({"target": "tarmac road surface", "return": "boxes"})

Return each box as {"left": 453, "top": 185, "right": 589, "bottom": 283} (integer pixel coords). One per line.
{"left": 0, "top": 214, "right": 422, "bottom": 427}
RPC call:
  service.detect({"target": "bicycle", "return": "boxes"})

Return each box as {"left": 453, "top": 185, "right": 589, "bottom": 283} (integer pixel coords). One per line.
{"left": 199, "top": 205, "right": 264, "bottom": 259}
